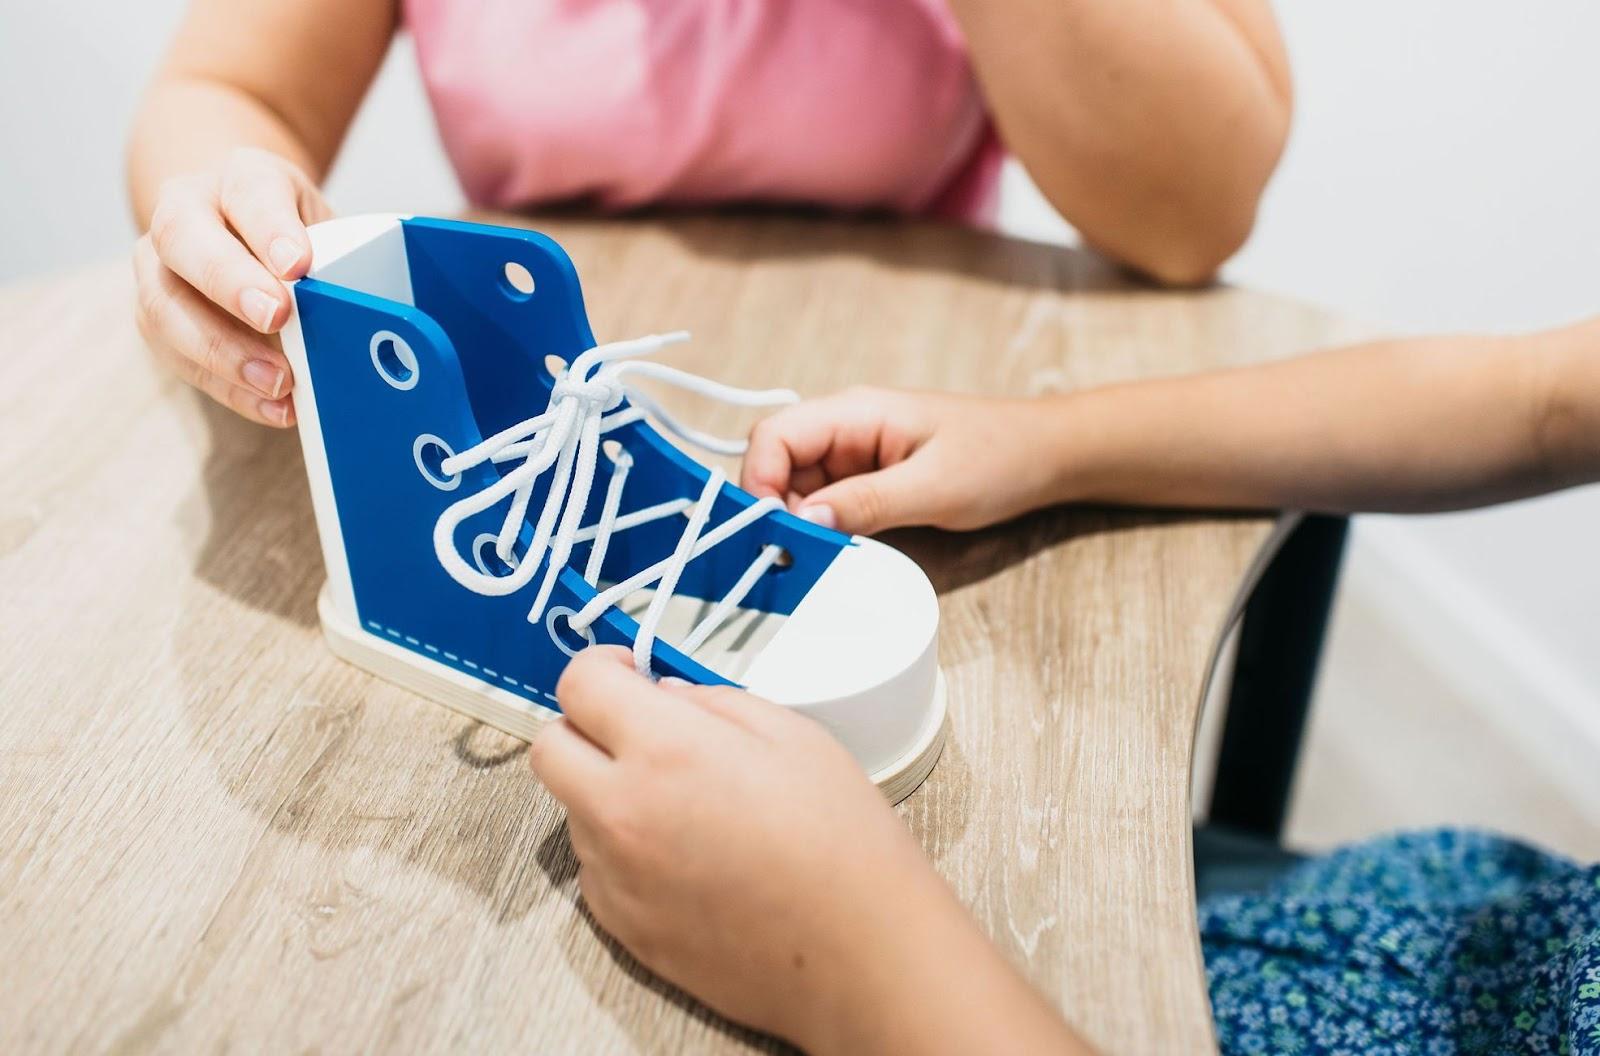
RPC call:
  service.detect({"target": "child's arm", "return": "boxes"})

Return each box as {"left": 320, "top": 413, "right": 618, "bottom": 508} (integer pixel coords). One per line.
{"left": 1054, "top": 322, "right": 1600, "bottom": 513}
{"left": 948, "top": 0, "right": 1291, "bottom": 285}
{"left": 743, "top": 320, "right": 1600, "bottom": 534}
{"left": 126, "top": 0, "right": 394, "bottom": 426}
{"left": 532, "top": 649, "right": 1095, "bottom": 1055}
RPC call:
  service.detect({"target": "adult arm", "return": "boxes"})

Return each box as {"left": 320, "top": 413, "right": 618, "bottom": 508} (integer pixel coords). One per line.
{"left": 128, "top": 0, "right": 395, "bottom": 222}
{"left": 125, "top": 0, "right": 395, "bottom": 425}
{"left": 948, "top": 0, "right": 1292, "bottom": 285}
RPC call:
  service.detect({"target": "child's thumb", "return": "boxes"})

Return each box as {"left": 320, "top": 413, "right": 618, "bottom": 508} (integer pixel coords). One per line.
{"left": 794, "top": 462, "right": 928, "bottom": 537}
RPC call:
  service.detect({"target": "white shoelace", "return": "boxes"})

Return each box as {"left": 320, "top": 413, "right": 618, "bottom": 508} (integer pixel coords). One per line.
{"left": 432, "top": 332, "right": 798, "bottom": 676}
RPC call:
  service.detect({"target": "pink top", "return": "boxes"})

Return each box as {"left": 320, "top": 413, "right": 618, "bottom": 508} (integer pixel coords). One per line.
{"left": 402, "top": 0, "right": 1002, "bottom": 223}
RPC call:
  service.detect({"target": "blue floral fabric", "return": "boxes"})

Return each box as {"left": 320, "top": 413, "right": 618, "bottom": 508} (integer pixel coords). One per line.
{"left": 1200, "top": 829, "right": 1600, "bottom": 1055}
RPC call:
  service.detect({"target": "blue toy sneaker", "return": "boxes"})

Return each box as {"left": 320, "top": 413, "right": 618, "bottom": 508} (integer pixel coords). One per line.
{"left": 282, "top": 215, "right": 945, "bottom": 801}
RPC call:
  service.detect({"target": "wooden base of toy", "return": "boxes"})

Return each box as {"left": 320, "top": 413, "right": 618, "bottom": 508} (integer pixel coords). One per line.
{"left": 318, "top": 584, "right": 947, "bottom": 804}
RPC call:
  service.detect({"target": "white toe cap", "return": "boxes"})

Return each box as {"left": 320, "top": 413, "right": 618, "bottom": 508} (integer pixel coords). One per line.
{"left": 743, "top": 537, "right": 940, "bottom": 775}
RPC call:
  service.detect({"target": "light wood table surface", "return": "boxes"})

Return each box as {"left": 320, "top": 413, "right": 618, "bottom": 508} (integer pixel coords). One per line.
{"left": 0, "top": 213, "right": 1351, "bottom": 1054}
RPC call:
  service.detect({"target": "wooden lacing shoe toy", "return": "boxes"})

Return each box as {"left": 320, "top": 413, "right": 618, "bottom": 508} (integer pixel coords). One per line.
{"left": 282, "top": 215, "right": 946, "bottom": 802}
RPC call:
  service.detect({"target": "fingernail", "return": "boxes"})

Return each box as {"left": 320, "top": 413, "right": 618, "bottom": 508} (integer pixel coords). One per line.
{"left": 263, "top": 397, "right": 293, "bottom": 427}
{"left": 240, "top": 288, "right": 280, "bottom": 332}
{"left": 268, "top": 237, "right": 303, "bottom": 278}
{"left": 242, "top": 359, "right": 285, "bottom": 399}
{"left": 659, "top": 676, "right": 692, "bottom": 688}
{"left": 798, "top": 504, "right": 836, "bottom": 529}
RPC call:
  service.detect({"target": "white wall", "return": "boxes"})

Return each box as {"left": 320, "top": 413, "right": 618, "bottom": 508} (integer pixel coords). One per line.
{"left": 1231, "top": 1, "right": 1600, "bottom": 708}
{"left": 1, "top": 4, "right": 179, "bottom": 280}
{"left": 0, "top": 5, "right": 460, "bottom": 282}
{"left": 998, "top": 1, "right": 1600, "bottom": 800}
{"left": 1245, "top": 2, "right": 1600, "bottom": 774}
{"left": 5, "top": 2, "right": 1597, "bottom": 787}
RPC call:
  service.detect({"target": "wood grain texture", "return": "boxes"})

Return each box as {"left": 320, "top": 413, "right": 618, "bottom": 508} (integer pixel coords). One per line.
{"left": 0, "top": 213, "right": 1355, "bottom": 1054}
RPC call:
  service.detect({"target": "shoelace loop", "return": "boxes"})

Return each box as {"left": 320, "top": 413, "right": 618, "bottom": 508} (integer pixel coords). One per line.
{"left": 431, "top": 332, "right": 798, "bottom": 677}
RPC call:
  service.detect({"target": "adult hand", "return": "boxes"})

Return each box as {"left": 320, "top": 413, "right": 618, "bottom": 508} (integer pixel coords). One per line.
{"left": 133, "top": 147, "right": 332, "bottom": 426}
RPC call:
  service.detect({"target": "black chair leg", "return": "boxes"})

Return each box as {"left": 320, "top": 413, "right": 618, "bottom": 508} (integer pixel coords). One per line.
{"left": 1205, "top": 514, "right": 1350, "bottom": 844}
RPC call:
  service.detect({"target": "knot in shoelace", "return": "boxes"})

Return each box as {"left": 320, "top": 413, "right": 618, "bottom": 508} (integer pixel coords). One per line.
{"left": 432, "top": 332, "right": 798, "bottom": 676}
{"left": 549, "top": 373, "right": 623, "bottom": 408}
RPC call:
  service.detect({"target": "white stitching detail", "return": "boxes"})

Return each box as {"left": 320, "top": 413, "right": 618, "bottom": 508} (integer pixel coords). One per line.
{"left": 365, "top": 621, "right": 554, "bottom": 705}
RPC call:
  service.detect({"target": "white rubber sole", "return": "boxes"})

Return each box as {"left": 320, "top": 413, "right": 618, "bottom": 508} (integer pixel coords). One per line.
{"left": 318, "top": 584, "right": 948, "bottom": 804}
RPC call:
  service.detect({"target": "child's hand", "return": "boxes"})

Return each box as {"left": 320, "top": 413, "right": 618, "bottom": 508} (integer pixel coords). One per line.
{"left": 741, "top": 387, "right": 1061, "bottom": 535}
{"left": 132, "top": 148, "right": 332, "bottom": 427}
{"left": 531, "top": 648, "right": 962, "bottom": 1051}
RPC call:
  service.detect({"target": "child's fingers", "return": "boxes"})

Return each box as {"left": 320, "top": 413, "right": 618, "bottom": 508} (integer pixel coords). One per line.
{"left": 796, "top": 458, "right": 932, "bottom": 536}
{"left": 217, "top": 148, "right": 314, "bottom": 281}
{"left": 574, "top": 861, "right": 627, "bottom": 939}
{"left": 657, "top": 678, "right": 784, "bottom": 739}
{"left": 741, "top": 409, "right": 806, "bottom": 498}
{"left": 792, "top": 464, "right": 830, "bottom": 493}
{"left": 819, "top": 411, "right": 899, "bottom": 483}
{"left": 742, "top": 391, "right": 884, "bottom": 499}
{"left": 529, "top": 718, "right": 614, "bottom": 808}
{"left": 148, "top": 179, "right": 292, "bottom": 335}
{"left": 564, "top": 813, "right": 601, "bottom": 865}
{"left": 555, "top": 646, "right": 692, "bottom": 754}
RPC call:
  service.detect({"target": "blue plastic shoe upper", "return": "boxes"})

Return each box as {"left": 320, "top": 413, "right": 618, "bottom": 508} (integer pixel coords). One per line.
{"left": 292, "top": 217, "right": 848, "bottom": 710}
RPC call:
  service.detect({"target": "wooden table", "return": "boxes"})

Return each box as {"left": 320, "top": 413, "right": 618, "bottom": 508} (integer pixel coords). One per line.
{"left": 0, "top": 213, "right": 1352, "bottom": 1054}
